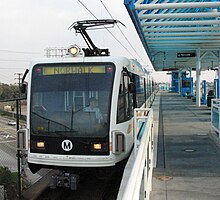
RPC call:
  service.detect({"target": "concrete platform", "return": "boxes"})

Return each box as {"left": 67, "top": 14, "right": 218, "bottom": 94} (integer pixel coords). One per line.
{"left": 150, "top": 91, "right": 220, "bottom": 200}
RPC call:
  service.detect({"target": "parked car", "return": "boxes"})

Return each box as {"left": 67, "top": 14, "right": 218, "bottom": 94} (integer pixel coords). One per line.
{"left": 7, "top": 120, "right": 16, "bottom": 126}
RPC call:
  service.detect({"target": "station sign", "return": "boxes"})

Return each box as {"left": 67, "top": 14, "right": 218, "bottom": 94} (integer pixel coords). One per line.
{"left": 162, "top": 68, "right": 178, "bottom": 71}
{"left": 177, "top": 53, "right": 196, "bottom": 58}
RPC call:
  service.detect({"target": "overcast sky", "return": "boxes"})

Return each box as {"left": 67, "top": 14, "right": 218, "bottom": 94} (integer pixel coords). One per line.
{"left": 0, "top": 0, "right": 215, "bottom": 85}
{"left": 0, "top": 0, "right": 170, "bottom": 84}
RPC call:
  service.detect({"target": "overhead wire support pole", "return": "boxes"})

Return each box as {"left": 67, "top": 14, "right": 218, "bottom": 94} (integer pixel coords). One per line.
{"left": 15, "top": 73, "right": 23, "bottom": 118}
{"left": 1, "top": 97, "right": 28, "bottom": 199}
{"left": 16, "top": 99, "right": 21, "bottom": 199}
{"left": 15, "top": 73, "right": 24, "bottom": 199}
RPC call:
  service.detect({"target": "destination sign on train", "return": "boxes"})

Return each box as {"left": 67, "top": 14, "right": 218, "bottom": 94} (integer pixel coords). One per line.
{"left": 42, "top": 66, "right": 106, "bottom": 75}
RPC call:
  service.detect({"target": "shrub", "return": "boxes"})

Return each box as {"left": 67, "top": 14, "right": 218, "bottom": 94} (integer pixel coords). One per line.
{"left": 0, "top": 167, "right": 12, "bottom": 186}
{"left": 0, "top": 167, "right": 18, "bottom": 200}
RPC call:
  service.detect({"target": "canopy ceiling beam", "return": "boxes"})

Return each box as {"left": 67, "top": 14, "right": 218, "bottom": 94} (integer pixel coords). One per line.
{"left": 139, "top": 11, "right": 220, "bottom": 20}
{"left": 148, "top": 40, "right": 220, "bottom": 44}
{"left": 143, "top": 26, "right": 220, "bottom": 33}
{"left": 145, "top": 32, "right": 220, "bottom": 37}
{"left": 135, "top": 2, "right": 220, "bottom": 10}
{"left": 124, "top": 0, "right": 220, "bottom": 72}
{"left": 148, "top": 45, "right": 220, "bottom": 49}
{"left": 147, "top": 39, "right": 220, "bottom": 43}
{"left": 141, "top": 19, "right": 220, "bottom": 27}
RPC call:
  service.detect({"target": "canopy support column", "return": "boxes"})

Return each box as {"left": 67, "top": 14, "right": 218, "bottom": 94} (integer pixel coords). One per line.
{"left": 178, "top": 70, "right": 182, "bottom": 95}
{"left": 196, "top": 49, "right": 201, "bottom": 107}
{"left": 218, "top": 55, "right": 220, "bottom": 98}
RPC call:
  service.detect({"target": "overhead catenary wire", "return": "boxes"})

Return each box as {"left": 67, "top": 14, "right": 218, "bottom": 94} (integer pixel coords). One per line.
{"left": 0, "top": 73, "right": 14, "bottom": 83}
{"left": 0, "top": 49, "right": 41, "bottom": 65}
{"left": 99, "top": 0, "right": 146, "bottom": 64}
{"left": 0, "top": 49, "right": 42, "bottom": 55}
{"left": 0, "top": 67, "right": 26, "bottom": 69}
{"left": 0, "top": 68, "right": 24, "bottom": 84}
{"left": 77, "top": 0, "right": 138, "bottom": 60}
{"left": 0, "top": 59, "right": 29, "bottom": 62}
{"left": 77, "top": 0, "right": 98, "bottom": 19}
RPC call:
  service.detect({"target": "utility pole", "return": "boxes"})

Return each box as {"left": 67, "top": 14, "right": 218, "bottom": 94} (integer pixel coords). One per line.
{"left": 14, "top": 73, "right": 23, "bottom": 118}
{"left": 14, "top": 73, "right": 23, "bottom": 199}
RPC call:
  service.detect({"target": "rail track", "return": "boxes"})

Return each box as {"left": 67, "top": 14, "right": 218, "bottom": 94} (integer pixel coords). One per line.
{"left": 22, "top": 161, "right": 126, "bottom": 200}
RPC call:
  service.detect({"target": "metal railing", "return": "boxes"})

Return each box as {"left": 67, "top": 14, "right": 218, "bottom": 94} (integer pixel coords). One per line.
{"left": 146, "top": 89, "right": 157, "bottom": 108}
{"left": 211, "top": 99, "right": 220, "bottom": 137}
{"left": 117, "top": 108, "right": 154, "bottom": 200}
{"left": 45, "top": 47, "right": 68, "bottom": 57}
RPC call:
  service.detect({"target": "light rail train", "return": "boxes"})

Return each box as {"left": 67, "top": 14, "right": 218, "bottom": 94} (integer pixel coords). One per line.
{"left": 19, "top": 20, "right": 156, "bottom": 188}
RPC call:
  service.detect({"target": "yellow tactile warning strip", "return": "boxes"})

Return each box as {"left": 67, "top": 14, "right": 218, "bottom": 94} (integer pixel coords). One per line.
{"left": 156, "top": 175, "right": 173, "bottom": 181}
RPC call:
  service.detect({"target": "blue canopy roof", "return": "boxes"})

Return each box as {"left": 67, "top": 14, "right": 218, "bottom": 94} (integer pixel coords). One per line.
{"left": 124, "top": 0, "right": 220, "bottom": 72}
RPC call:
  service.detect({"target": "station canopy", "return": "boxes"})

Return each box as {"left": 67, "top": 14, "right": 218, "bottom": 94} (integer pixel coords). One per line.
{"left": 124, "top": 0, "right": 220, "bottom": 72}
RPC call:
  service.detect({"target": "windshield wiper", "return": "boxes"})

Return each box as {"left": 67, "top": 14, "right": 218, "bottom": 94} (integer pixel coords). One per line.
{"left": 70, "top": 107, "right": 84, "bottom": 130}
{"left": 47, "top": 130, "right": 79, "bottom": 137}
{"left": 31, "top": 111, "right": 78, "bottom": 132}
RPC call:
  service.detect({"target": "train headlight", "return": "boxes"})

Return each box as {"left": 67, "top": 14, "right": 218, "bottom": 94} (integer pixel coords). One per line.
{"left": 93, "top": 143, "right": 102, "bottom": 150}
{"left": 37, "top": 141, "right": 45, "bottom": 149}
{"left": 68, "top": 45, "right": 80, "bottom": 57}
{"left": 91, "top": 142, "right": 108, "bottom": 152}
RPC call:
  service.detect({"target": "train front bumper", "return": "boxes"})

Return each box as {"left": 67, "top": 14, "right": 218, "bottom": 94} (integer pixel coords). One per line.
{"left": 28, "top": 153, "right": 116, "bottom": 167}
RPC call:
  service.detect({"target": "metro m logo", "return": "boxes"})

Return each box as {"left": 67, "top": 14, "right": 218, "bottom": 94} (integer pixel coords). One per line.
{"left": 61, "top": 140, "right": 73, "bottom": 151}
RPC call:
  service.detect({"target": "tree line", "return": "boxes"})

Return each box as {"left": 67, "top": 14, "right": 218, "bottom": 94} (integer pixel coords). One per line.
{"left": 0, "top": 83, "right": 23, "bottom": 100}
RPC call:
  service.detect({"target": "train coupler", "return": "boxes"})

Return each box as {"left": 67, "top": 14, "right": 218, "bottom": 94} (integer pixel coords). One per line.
{"left": 49, "top": 172, "right": 79, "bottom": 190}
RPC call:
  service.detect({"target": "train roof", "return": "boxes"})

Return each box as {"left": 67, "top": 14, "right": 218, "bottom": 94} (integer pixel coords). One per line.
{"left": 29, "top": 55, "right": 146, "bottom": 76}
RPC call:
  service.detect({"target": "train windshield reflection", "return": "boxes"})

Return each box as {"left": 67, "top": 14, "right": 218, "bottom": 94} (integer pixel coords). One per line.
{"left": 30, "top": 63, "right": 115, "bottom": 137}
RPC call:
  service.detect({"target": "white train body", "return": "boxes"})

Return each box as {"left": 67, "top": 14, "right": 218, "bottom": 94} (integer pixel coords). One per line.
{"left": 26, "top": 48, "right": 154, "bottom": 173}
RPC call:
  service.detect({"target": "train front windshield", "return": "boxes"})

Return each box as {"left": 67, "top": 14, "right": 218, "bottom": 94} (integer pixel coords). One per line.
{"left": 30, "top": 63, "right": 115, "bottom": 138}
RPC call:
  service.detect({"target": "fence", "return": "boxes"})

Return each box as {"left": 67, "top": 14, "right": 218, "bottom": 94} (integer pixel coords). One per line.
{"left": 117, "top": 108, "right": 154, "bottom": 200}
{"left": 211, "top": 99, "right": 220, "bottom": 137}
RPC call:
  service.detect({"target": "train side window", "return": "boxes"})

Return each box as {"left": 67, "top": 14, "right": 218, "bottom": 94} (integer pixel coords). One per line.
{"left": 117, "top": 73, "right": 126, "bottom": 123}
{"left": 147, "top": 78, "right": 151, "bottom": 98}
{"left": 117, "top": 71, "right": 133, "bottom": 123}
{"left": 134, "top": 75, "right": 146, "bottom": 107}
